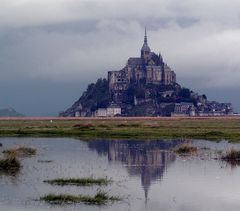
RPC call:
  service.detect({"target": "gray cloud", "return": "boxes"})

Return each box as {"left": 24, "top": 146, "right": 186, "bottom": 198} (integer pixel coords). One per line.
{"left": 0, "top": 0, "right": 240, "bottom": 115}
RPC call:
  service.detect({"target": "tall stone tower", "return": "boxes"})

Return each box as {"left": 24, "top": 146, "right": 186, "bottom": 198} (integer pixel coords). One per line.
{"left": 141, "top": 28, "right": 151, "bottom": 62}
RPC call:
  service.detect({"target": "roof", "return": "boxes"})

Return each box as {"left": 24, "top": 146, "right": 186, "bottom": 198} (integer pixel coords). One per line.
{"left": 127, "top": 57, "right": 142, "bottom": 66}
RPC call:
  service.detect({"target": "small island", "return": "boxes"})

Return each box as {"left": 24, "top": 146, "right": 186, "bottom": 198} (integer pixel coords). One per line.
{"left": 60, "top": 29, "right": 233, "bottom": 117}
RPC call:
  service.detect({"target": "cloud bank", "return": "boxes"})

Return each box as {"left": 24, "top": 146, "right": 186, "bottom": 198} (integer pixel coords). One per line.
{"left": 0, "top": 0, "right": 240, "bottom": 114}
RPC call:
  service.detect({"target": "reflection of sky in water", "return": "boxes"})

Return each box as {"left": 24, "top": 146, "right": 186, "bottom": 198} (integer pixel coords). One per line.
{"left": 0, "top": 138, "right": 240, "bottom": 211}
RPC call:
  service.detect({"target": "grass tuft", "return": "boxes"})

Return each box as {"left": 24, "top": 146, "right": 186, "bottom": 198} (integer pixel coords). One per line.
{"left": 175, "top": 144, "right": 198, "bottom": 154}
{"left": 3, "top": 146, "right": 36, "bottom": 157}
{"left": 37, "top": 160, "right": 53, "bottom": 163}
{"left": 40, "top": 191, "right": 120, "bottom": 205}
{"left": 73, "top": 124, "right": 94, "bottom": 129}
{"left": 44, "top": 177, "right": 111, "bottom": 186}
{"left": 0, "top": 153, "right": 21, "bottom": 174}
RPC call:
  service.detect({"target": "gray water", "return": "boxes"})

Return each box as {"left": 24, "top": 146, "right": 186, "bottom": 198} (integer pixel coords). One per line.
{"left": 0, "top": 137, "right": 240, "bottom": 211}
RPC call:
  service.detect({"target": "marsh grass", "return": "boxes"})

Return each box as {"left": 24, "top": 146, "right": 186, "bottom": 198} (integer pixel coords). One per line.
{"left": 175, "top": 144, "right": 198, "bottom": 154}
{"left": 40, "top": 191, "right": 120, "bottom": 205}
{"left": 117, "top": 123, "right": 140, "bottom": 128}
{"left": 204, "top": 131, "right": 225, "bottom": 136}
{"left": 3, "top": 146, "right": 36, "bottom": 157}
{"left": 98, "top": 124, "right": 110, "bottom": 128}
{"left": 0, "top": 153, "right": 21, "bottom": 174}
{"left": 37, "top": 160, "right": 53, "bottom": 163}
{"left": 73, "top": 124, "right": 94, "bottom": 130}
{"left": 0, "top": 118, "right": 240, "bottom": 141}
{"left": 44, "top": 177, "right": 111, "bottom": 186}
{"left": 221, "top": 149, "right": 240, "bottom": 166}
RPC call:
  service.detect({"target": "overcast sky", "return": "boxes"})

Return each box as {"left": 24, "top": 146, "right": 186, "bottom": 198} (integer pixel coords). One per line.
{"left": 0, "top": 0, "right": 240, "bottom": 115}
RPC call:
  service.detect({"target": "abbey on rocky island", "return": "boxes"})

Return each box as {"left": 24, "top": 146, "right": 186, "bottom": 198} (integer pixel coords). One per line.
{"left": 108, "top": 29, "right": 176, "bottom": 103}
{"left": 60, "top": 29, "right": 234, "bottom": 117}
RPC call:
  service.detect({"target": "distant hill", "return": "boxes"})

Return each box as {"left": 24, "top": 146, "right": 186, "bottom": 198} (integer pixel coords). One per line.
{"left": 0, "top": 108, "right": 24, "bottom": 117}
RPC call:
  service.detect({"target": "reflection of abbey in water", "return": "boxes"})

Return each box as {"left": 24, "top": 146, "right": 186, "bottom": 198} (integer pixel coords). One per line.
{"left": 88, "top": 140, "right": 181, "bottom": 201}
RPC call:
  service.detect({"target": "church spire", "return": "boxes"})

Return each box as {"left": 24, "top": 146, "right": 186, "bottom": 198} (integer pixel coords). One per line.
{"left": 141, "top": 27, "right": 151, "bottom": 60}
{"left": 144, "top": 27, "right": 148, "bottom": 44}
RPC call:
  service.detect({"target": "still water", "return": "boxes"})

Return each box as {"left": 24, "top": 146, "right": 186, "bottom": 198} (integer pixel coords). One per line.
{"left": 0, "top": 137, "right": 240, "bottom": 211}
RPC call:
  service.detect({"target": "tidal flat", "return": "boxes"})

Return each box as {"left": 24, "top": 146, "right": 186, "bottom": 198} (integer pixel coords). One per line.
{"left": 1, "top": 137, "right": 240, "bottom": 211}
{"left": 0, "top": 117, "right": 240, "bottom": 141}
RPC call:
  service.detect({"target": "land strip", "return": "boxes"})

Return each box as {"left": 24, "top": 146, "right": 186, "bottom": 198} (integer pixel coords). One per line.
{"left": 44, "top": 177, "right": 111, "bottom": 186}
{"left": 40, "top": 191, "right": 120, "bottom": 205}
{"left": 0, "top": 117, "right": 240, "bottom": 141}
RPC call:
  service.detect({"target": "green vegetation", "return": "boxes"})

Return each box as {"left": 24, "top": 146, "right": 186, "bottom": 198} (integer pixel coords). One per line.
{"left": 0, "top": 117, "right": 240, "bottom": 141}
{"left": 40, "top": 191, "right": 120, "bottom": 205}
{"left": 78, "top": 78, "right": 110, "bottom": 111}
{"left": 221, "top": 149, "right": 240, "bottom": 165}
{"left": 44, "top": 177, "right": 111, "bottom": 186}
{"left": 0, "top": 154, "right": 21, "bottom": 174}
{"left": 3, "top": 146, "right": 36, "bottom": 157}
{"left": 175, "top": 144, "right": 198, "bottom": 154}
{"left": 179, "top": 87, "right": 191, "bottom": 99}
{"left": 37, "top": 160, "right": 53, "bottom": 163}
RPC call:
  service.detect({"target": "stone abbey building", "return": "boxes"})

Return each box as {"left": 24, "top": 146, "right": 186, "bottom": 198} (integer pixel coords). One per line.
{"left": 108, "top": 29, "right": 176, "bottom": 103}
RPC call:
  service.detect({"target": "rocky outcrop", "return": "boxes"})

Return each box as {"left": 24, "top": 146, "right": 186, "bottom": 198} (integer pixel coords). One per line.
{"left": 60, "top": 78, "right": 110, "bottom": 117}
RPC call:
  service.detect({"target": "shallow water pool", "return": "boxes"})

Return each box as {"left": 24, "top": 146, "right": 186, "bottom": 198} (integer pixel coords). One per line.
{"left": 0, "top": 137, "right": 240, "bottom": 211}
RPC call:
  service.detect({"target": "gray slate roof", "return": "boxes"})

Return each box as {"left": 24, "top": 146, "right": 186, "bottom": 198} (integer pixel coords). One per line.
{"left": 127, "top": 57, "right": 142, "bottom": 66}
